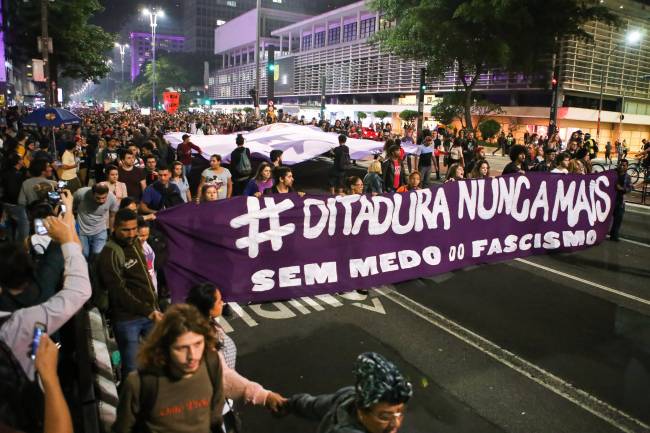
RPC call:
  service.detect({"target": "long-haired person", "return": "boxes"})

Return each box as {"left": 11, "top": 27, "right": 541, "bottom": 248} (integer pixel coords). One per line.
{"left": 170, "top": 161, "right": 192, "bottom": 203}
{"left": 243, "top": 162, "right": 274, "bottom": 197}
{"left": 445, "top": 163, "right": 464, "bottom": 182}
{"left": 186, "top": 284, "right": 287, "bottom": 432}
{"left": 113, "top": 304, "right": 225, "bottom": 433}
{"left": 469, "top": 159, "right": 491, "bottom": 179}
{"left": 363, "top": 160, "right": 384, "bottom": 195}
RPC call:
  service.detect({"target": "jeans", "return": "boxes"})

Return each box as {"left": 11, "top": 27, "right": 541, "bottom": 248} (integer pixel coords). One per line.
{"left": 114, "top": 317, "right": 154, "bottom": 378}
{"left": 79, "top": 230, "right": 108, "bottom": 259}
{"left": 2, "top": 203, "right": 30, "bottom": 241}
{"left": 609, "top": 203, "right": 625, "bottom": 240}
{"left": 183, "top": 164, "right": 192, "bottom": 180}
{"left": 419, "top": 165, "right": 433, "bottom": 187}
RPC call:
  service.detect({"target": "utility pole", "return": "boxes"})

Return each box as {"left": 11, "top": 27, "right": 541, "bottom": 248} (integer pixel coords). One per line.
{"left": 548, "top": 47, "right": 560, "bottom": 136}
{"left": 416, "top": 68, "right": 426, "bottom": 139}
{"left": 255, "top": 0, "right": 261, "bottom": 117}
{"left": 320, "top": 75, "right": 326, "bottom": 121}
{"left": 40, "top": 0, "right": 53, "bottom": 106}
{"left": 266, "top": 45, "right": 275, "bottom": 103}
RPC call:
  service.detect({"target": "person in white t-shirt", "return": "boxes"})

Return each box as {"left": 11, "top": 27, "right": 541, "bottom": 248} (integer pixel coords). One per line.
{"left": 551, "top": 152, "right": 571, "bottom": 174}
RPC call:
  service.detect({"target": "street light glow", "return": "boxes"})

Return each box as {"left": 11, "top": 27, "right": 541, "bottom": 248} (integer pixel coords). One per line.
{"left": 626, "top": 30, "right": 642, "bottom": 45}
{"left": 157, "top": 9, "right": 165, "bottom": 17}
{"left": 141, "top": 8, "right": 150, "bottom": 16}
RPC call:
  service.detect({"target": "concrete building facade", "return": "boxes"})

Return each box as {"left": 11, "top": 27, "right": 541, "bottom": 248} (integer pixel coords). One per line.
{"left": 208, "top": 0, "right": 650, "bottom": 151}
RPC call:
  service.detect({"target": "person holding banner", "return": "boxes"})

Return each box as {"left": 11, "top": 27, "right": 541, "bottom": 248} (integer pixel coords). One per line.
{"left": 444, "top": 164, "right": 464, "bottom": 183}
{"left": 609, "top": 159, "right": 632, "bottom": 242}
{"left": 381, "top": 145, "right": 406, "bottom": 193}
{"left": 502, "top": 145, "right": 527, "bottom": 175}
{"left": 286, "top": 352, "right": 412, "bottom": 433}
{"left": 243, "top": 162, "right": 274, "bottom": 197}
{"left": 264, "top": 167, "right": 305, "bottom": 196}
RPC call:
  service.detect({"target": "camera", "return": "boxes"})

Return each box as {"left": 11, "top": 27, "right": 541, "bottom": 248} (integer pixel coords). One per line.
{"left": 47, "top": 180, "right": 66, "bottom": 206}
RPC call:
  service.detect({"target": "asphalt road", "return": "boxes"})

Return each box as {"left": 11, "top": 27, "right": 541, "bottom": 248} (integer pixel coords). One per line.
{"left": 212, "top": 159, "right": 650, "bottom": 433}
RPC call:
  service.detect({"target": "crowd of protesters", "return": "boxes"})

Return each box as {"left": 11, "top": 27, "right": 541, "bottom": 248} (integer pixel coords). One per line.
{"left": 0, "top": 105, "right": 647, "bottom": 433}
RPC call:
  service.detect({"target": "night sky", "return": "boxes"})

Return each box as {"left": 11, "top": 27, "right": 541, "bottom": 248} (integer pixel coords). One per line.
{"left": 90, "top": 0, "right": 182, "bottom": 34}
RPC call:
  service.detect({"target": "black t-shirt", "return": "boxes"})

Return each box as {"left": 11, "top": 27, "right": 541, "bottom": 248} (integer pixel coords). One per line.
{"left": 644, "top": 142, "right": 650, "bottom": 165}
{"left": 502, "top": 162, "right": 524, "bottom": 175}
{"left": 118, "top": 166, "right": 145, "bottom": 199}
{"left": 332, "top": 145, "right": 350, "bottom": 173}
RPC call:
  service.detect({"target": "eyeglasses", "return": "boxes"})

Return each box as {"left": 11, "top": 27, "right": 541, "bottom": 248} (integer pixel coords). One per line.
{"left": 371, "top": 410, "right": 405, "bottom": 423}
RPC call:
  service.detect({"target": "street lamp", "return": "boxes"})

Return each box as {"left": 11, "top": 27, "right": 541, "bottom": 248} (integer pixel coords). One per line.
{"left": 114, "top": 42, "right": 129, "bottom": 82}
{"left": 142, "top": 7, "right": 164, "bottom": 109}
{"left": 596, "top": 29, "right": 643, "bottom": 142}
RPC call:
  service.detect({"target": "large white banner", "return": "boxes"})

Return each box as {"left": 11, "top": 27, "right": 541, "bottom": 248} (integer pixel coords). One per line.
{"left": 164, "top": 123, "right": 418, "bottom": 165}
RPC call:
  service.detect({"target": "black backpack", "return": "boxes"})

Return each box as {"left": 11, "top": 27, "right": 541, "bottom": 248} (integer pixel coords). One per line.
{"left": 0, "top": 315, "right": 45, "bottom": 433}
{"left": 136, "top": 350, "right": 223, "bottom": 433}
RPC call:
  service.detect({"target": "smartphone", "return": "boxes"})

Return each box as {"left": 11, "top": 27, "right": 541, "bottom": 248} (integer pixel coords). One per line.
{"left": 34, "top": 218, "right": 47, "bottom": 235}
{"left": 30, "top": 322, "right": 46, "bottom": 360}
{"left": 57, "top": 180, "right": 67, "bottom": 190}
{"left": 60, "top": 204, "right": 67, "bottom": 215}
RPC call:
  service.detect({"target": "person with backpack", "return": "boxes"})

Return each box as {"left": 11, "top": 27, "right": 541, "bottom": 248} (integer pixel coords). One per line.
{"left": 230, "top": 134, "right": 252, "bottom": 196}
{"left": 196, "top": 154, "right": 232, "bottom": 202}
{"left": 329, "top": 134, "right": 351, "bottom": 195}
{"left": 139, "top": 165, "right": 185, "bottom": 215}
{"left": 112, "top": 304, "right": 225, "bottom": 433}
{"left": 584, "top": 133, "right": 599, "bottom": 160}
{"left": 97, "top": 208, "right": 162, "bottom": 379}
{"left": 0, "top": 195, "right": 90, "bottom": 433}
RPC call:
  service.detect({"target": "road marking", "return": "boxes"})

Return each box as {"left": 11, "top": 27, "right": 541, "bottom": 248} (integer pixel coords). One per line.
{"left": 625, "top": 207, "right": 650, "bottom": 215}
{"left": 620, "top": 237, "right": 650, "bottom": 248}
{"left": 375, "top": 286, "right": 650, "bottom": 433}
{"left": 515, "top": 258, "right": 650, "bottom": 307}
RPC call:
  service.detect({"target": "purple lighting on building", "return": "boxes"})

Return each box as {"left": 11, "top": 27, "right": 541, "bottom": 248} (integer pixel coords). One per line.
{"left": 130, "top": 32, "right": 186, "bottom": 81}
{"left": 0, "top": 3, "right": 7, "bottom": 83}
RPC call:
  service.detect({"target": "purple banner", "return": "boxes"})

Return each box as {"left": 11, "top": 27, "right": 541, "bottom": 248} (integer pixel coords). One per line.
{"left": 156, "top": 172, "right": 617, "bottom": 304}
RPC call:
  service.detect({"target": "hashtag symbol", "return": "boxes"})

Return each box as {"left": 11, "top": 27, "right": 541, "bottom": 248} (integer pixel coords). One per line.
{"left": 230, "top": 197, "right": 296, "bottom": 258}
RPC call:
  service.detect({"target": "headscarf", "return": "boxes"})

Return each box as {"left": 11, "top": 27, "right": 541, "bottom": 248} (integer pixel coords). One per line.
{"left": 353, "top": 352, "right": 413, "bottom": 408}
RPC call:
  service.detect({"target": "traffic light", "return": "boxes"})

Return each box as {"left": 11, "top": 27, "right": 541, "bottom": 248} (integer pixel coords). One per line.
{"left": 268, "top": 63, "right": 275, "bottom": 72}
{"left": 421, "top": 84, "right": 427, "bottom": 91}
{"left": 551, "top": 77, "right": 558, "bottom": 87}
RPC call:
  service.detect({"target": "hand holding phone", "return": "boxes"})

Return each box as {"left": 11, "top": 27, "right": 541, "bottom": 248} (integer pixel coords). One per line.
{"left": 30, "top": 322, "right": 46, "bottom": 360}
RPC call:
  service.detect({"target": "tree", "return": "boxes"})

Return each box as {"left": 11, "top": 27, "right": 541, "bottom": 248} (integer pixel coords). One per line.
{"left": 6, "top": 0, "right": 116, "bottom": 82}
{"left": 370, "top": 0, "right": 619, "bottom": 130}
{"left": 431, "top": 93, "right": 466, "bottom": 127}
{"left": 399, "top": 110, "right": 418, "bottom": 123}
{"left": 478, "top": 119, "right": 501, "bottom": 142}
{"left": 131, "top": 57, "right": 192, "bottom": 106}
{"left": 357, "top": 111, "right": 368, "bottom": 121}
{"left": 243, "top": 107, "right": 255, "bottom": 114}
{"left": 374, "top": 110, "right": 390, "bottom": 120}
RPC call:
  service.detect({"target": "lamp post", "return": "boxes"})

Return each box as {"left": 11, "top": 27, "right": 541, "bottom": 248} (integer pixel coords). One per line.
{"left": 142, "top": 7, "right": 164, "bottom": 109}
{"left": 596, "top": 29, "right": 642, "bottom": 142}
{"left": 114, "top": 42, "right": 129, "bottom": 82}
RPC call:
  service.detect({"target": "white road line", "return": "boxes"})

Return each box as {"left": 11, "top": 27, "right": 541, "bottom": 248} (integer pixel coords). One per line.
{"left": 625, "top": 208, "right": 650, "bottom": 215}
{"left": 620, "top": 237, "right": 650, "bottom": 248}
{"left": 375, "top": 286, "right": 650, "bottom": 433}
{"left": 515, "top": 258, "right": 650, "bottom": 307}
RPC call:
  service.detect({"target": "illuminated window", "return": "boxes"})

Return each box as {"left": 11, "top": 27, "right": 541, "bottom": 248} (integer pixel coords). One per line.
{"left": 216, "top": 19, "right": 226, "bottom": 26}
{"left": 342, "top": 22, "right": 357, "bottom": 42}
{"left": 273, "top": 0, "right": 282, "bottom": 3}
{"left": 226, "top": 0, "right": 236, "bottom": 6}
{"left": 328, "top": 26, "right": 340, "bottom": 45}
